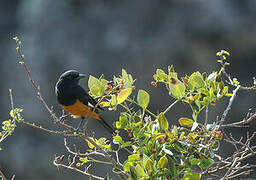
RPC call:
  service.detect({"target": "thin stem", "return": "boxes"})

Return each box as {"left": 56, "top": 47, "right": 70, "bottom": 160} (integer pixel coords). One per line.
{"left": 127, "top": 98, "right": 157, "bottom": 118}
{"left": 115, "top": 151, "right": 121, "bottom": 165}
{"left": 53, "top": 157, "right": 104, "bottom": 180}
{"left": 88, "top": 157, "right": 112, "bottom": 165}
{"left": 204, "top": 106, "right": 209, "bottom": 126}
{"left": 120, "top": 103, "right": 132, "bottom": 114}
{"left": 0, "top": 169, "right": 7, "bottom": 180}
{"left": 13, "top": 37, "right": 127, "bottom": 178}
{"left": 163, "top": 99, "right": 179, "bottom": 115}
{"left": 219, "top": 85, "right": 240, "bottom": 127}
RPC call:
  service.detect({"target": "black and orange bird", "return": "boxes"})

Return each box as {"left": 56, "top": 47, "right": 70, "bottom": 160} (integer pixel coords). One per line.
{"left": 55, "top": 70, "right": 115, "bottom": 134}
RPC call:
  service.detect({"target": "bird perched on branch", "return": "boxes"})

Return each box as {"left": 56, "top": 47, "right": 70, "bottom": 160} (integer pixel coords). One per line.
{"left": 55, "top": 70, "right": 114, "bottom": 134}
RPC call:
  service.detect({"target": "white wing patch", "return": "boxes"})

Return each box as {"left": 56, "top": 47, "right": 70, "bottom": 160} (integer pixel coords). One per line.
{"left": 88, "top": 102, "right": 95, "bottom": 108}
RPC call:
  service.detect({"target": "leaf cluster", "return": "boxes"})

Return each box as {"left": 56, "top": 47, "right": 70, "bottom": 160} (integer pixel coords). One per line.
{"left": 79, "top": 59, "right": 232, "bottom": 179}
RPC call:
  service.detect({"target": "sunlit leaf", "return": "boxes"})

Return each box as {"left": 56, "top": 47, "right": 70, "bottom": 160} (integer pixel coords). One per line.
{"left": 80, "top": 157, "right": 89, "bottom": 163}
{"left": 88, "top": 75, "right": 103, "bottom": 97}
{"left": 128, "top": 154, "right": 140, "bottom": 161}
{"left": 122, "top": 69, "right": 129, "bottom": 81}
{"left": 169, "top": 77, "right": 186, "bottom": 99}
{"left": 188, "top": 72, "right": 205, "bottom": 89}
{"left": 99, "top": 101, "right": 110, "bottom": 107}
{"left": 183, "top": 172, "right": 202, "bottom": 180}
{"left": 113, "top": 135, "right": 124, "bottom": 144}
{"left": 117, "top": 88, "right": 132, "bottom": 104}
{"left": 135, "top": 164, "right": 145, "bottom": 177}
{"left": 207, "top": 72, "right": 217, "bottom": 82}
{"left": 156, "top": 69, "right": 168, "bottom": 82}
{"left": 86, "top": 137, "right": 96, "bottom": 149}
{"left": 145, "top": 158, "right": 153, "bottom": 175}
{"left": 157, "top": 156, "right": 168, "bottom": 169}
{"left": 121, "top": 141, "right": 132, "bottom": 148}
{"left": 178, "top": 117, "right": 194, "bottom": 127}
{"left": 111, "top": 94, "right": 117, "bottom": 106}
{"left": 158, "top": 112, "right": 169, "bottom": 131}
{"left": 199, "top": 158, "right": 214, "bottom": 170}
{"left": 123, "top": 160, "right": 133, "bottom": 172}
{"left": 137, "top": 89, "right": 150, "bottom": 109}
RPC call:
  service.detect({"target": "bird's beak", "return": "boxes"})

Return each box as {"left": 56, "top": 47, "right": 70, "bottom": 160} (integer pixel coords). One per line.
{"left": 79, "top": 73, "right": 86, "bottom": 79}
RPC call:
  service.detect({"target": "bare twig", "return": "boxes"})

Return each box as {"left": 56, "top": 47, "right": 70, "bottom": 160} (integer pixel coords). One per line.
{"left": 53, "top": 156, "right": 104, "bottom": 180}
{"left": 13, "top": 37, "right": 128, "bottom": 179}
{"left": 222, "top": 111, "right": 256, "bottom": 128}
{"left": 64, "top": 138, "right": 105, "bottom": 157}
{"left": 219, "top": 56, "right": 256, "bottom": 92}
{"left": 221, "top": 157, "right": 238, "bottom": 180}
{"left": 204, "top": 105, "right": 209, "bottom": 126}
{"left": 0, "top": 169, "right": 7, "bottom": 180}
{"left": 163, "top": 99, "right": 180, "bottom": 115}
{"left": 218, "top": 85, "right": 240, "bottom": 126}
{"left": 21, "top": 121, "right": 77, "bottom": 137}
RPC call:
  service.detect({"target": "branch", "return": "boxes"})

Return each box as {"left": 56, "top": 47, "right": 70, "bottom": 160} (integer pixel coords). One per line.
{"left": 222, "top": 110, "right": 256, "bottom": 128}
{"left": 221, "top": 157, "right": 238, "bottom": 180}
{"left": 13, "top": 37, "right": 128, "bottom": 179}
{"left": 0, "top": 170, "right": 7, "bottom": 180}
{"left": 163, "top": 99, "right": 180, "bottom": 115}
{"left": 53, "top": 156, "right": 104, "bottom": 180}
{"left": 218, "top": 85, "right": 240, "bottom": 127}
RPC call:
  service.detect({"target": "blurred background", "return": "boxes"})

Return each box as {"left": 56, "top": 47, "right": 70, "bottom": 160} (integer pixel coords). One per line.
{"left": 1, "top": 0, "right": 256, "bottom": 179}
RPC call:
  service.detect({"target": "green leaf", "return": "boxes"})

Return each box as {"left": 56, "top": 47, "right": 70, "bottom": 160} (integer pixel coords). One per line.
{"left": 137, "top": 89, "right": 150, "bottom": 109}
{"left": 86, "top": 137, "right": 96, "bottom": 149}
{"left": 178, "top": 117, "right": 194, "bottom": 127}
{"left": 207, "top": 72, "right": 217, "bottom": 82}
{"left": 113, "top": 135, "right": 124, "bottom": 144}
{"left": 199, "top": 158, "right": 214, "bottom": 170}
{"left": 111, "top": 94, "right": 117, "bottom": 106}
{"left": 123, "top": 160, "right": 134, "bottom": 172}
{"left": 158, "top": 112, "right": 169, "bottom": 131}
{"left": 129, "top": 166, "right": 137, "bottom": 179}
{"left": 183, "top": 172, "right": 202, "bottom": 180}
{"left": 121, "top": 141, "right": 132, "bottom": 148}
{"left": 145, "top": 158, "right": 153, "bottom": 175}
{"left": 169, "top": 77, "right": 186, "bottom": 99}
{"left": 80, "top": 157, "right": 89, "bottom": 163}
{"left": 115, "top": 121, "right": 121, "bottom": 129}
{"left": 135, "top": 164, "right": 145, "bottom": 177}
{"left": 233, "top": 78, "right": 240, "bottom": 85}
{"left": 168, "top": 156, "right": 177, "bottom": 178}
{"left": 119, "top": 115, "right": 128, "bottom": 128}
{"left": 128, "top": 154, "right": 140, "bottom": 161}
{"left": 172, "top": 125, "right": 178, "bottom": 136}
{"left": 88, "top": 75, "right": 103, "bottom": 97}
{"left": 190, "top": 158, "right": 199, "bottom": 166}
{"left": 156, "top": 69, "right": 168, "bottom": 82}
{"left": 157, "top": 156, "right": 168, "bottom": 169}
{"left": 117, "top": 88, "right": 132, "bottom": 104}
{"left": 128, "top": 74, "right": 134, "bottom": 84}
{"left": 188, "top": 72, "right": 205, "bottom": 89}
{"left": 99, "top": 101, "right": 110, "bottom": 107}
{"left": 122, "top": 69, "right": 129, "bottom": 81}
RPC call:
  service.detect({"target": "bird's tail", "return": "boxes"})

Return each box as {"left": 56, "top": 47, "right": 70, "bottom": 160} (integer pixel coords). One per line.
{"left": 97, "top": 116, "right": 115, "bottom": 135}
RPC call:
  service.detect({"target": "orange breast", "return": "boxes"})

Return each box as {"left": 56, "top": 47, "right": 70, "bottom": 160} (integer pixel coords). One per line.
{"left": 61, "top": 99, "right": 100, "bottom": 120}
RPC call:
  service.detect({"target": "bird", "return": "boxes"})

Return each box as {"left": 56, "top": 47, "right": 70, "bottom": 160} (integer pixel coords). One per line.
{"left": 55, "top": 70, "right": 115, "bottom": 134}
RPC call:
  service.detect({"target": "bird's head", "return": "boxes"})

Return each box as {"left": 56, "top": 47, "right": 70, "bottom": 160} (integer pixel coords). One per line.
{"left": 59, "top": 70, "right": 86, "bottom": 84}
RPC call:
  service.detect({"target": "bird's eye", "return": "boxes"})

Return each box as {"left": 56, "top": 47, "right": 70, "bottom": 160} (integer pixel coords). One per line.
{"left": 73, "top": 74, "right": 79, "bottom": 79}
